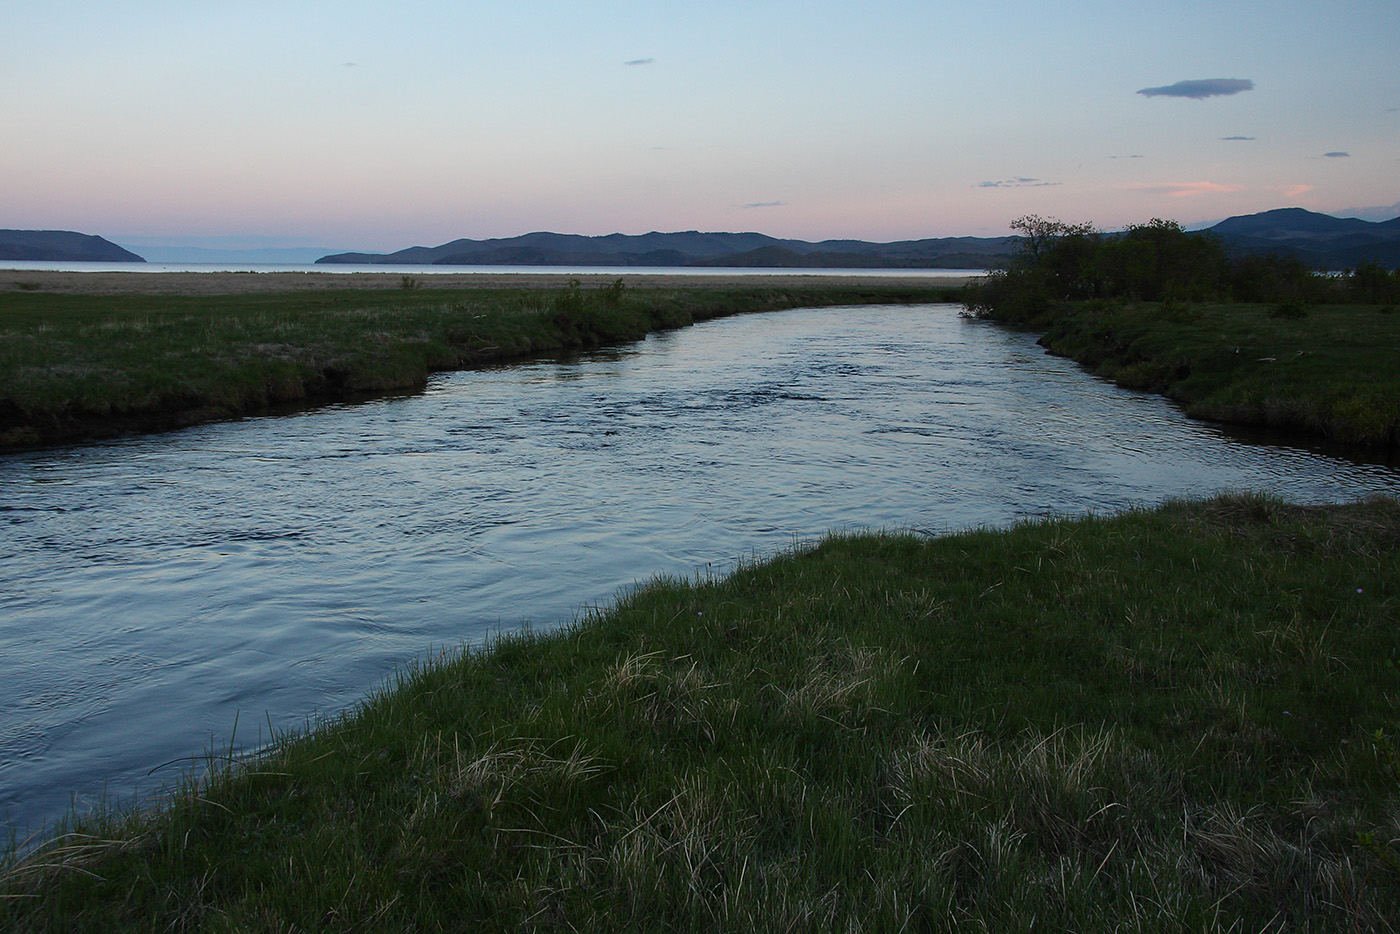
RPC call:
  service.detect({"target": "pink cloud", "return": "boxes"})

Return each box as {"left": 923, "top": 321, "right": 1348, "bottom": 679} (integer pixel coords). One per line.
{"left": 1128, "top": 182, "right": 1243, "bottom": 198}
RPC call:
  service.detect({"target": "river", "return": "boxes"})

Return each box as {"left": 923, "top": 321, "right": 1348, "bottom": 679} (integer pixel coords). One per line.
{"left": 3, "top": 303, "right": 1397, "bottom": 840}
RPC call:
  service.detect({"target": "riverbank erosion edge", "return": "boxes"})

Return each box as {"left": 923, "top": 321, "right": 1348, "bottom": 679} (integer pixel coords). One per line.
{"left": 3, "top": 493, "right": 1399, "bottom": 928}
{"left": 0, "top": 279, "right": 964, "bottom": 450}
{"left": 963, "top": 297, "right": 1400, "bottom": 451}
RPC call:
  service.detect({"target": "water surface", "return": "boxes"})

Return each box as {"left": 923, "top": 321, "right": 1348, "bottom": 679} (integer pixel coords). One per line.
{"left": 3, "top": 303, "right": 1397, "bottom": 837}
{"left": 0, "top": 260, "right": 982, "bottom": 277}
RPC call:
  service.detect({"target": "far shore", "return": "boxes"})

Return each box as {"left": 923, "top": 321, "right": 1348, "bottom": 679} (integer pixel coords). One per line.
{"left": 0, "top": 269, "right": 977, "bottom": 297}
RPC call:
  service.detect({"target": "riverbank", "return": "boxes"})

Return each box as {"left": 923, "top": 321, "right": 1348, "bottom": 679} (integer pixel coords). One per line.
{"left": 4, "top": 494, "right": 1398, "bottom": 929}
{"left": 0, "top": 279, "right": 963, "bottom": 449}
{"left": 966, "top": 299, "right": 1400, "bottom": 450}
{"left": 956, "top": 217, "right": 1400, "bottom": 451}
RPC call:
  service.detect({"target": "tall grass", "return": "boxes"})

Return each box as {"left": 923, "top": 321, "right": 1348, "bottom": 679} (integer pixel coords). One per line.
{"left": 4, "top": 494, "right": 1398, "bottom": 930}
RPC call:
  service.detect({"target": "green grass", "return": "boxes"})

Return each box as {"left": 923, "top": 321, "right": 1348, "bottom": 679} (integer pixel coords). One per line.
{"left": 980, "top": 299, "right": 1400, "bottom": 449}
{"left": 5, "top": 494, "right": 1399, "bottom": 930}
{"left": 0, "top": 281, "right": 961, "bottom": 449}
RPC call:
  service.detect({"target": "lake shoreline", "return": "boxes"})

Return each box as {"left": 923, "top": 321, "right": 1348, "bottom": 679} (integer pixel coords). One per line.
{"left": 1, "top": 269, "right": 974, "bottom": 296}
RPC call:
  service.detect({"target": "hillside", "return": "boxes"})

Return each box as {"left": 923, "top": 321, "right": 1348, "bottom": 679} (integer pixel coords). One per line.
{"left": 0, "top": 230, "right": 145, "bottom": 263}
{"left": 1206, "top": 207, "right": 1400, "bottom": 268}
{"left": 317, "top": 231, "right": 1019, "bottom": 269}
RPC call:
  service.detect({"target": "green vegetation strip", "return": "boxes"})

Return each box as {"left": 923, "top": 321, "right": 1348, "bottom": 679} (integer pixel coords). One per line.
{"left": 0, "top": 281, "right": 960, "bottom": 449}
{"left": 1018, "top": 300, "right": 1400, "bottom": 448}
{"left": 5, "top": 495, "right": 1399, "bottom": 929}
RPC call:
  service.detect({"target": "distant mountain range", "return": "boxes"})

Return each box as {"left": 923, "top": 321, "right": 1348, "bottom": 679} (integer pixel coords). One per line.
{"left": 4, "top": 208, "right": 1398, "bottom": 269}
{"left": 0, "top": 230, "right": 145, "bottom": 263}
{"left": 1206, "top": 208, "right": 1400, "bottom": 269}
{"left": 315, "top": 230, "right": 1020, "bottom": 269}
{"left": 315, "top": 208, "right": 1400, "bottom": 270}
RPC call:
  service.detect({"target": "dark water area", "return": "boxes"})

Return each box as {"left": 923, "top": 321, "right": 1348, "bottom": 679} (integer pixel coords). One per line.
{"left": 3, "top": 303, "right": 1398, "bottom": 840}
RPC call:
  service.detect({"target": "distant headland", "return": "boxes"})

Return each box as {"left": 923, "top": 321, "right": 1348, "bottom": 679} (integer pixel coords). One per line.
{"left": 0, "top": 230, "right": 145, "bottom": 263}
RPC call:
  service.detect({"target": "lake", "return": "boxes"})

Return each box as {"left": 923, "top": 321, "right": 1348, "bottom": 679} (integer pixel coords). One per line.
{"left": 0, "top": 260, "right": 983, "bottom": 278}
{"left": 3, "top": 302, "right": 1397, "bottom": 839}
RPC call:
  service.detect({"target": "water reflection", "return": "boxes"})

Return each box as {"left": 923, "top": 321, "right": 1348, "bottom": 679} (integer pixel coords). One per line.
{"left": 2, "top": 303, "right": 1397, "bottom": 837}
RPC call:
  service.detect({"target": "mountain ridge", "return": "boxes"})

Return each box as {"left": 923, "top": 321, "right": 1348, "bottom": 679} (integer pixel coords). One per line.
{"left": 316, "top": 207, "right": 1400, "bottom": 270}
{"left": 1205, "top": 207, "right": 1400, "bottom": 268}
{"left": 316, "top": 230, "right": 1020, "bottom": 269}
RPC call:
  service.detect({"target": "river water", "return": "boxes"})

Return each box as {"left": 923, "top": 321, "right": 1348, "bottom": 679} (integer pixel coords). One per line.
{"left": 3, "top": 303, "right": 1398, "bottom": 840}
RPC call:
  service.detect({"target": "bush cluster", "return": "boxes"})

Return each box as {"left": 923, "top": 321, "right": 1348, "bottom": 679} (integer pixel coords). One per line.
{"left": 965, "top": 215, "right": 1400, "bottom": 323}
{"left": 1343, "top": 260, "right": 1400, "bottom": 304}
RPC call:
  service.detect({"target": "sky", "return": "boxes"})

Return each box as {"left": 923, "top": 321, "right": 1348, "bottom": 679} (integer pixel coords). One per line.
{"left": 4, "top": 0, "right": 1399, "bottom": 253}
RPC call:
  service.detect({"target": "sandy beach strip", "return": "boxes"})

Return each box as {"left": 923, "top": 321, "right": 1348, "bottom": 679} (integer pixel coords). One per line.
{"left": 0, "top": 269, "right": 975, "bottom": 296}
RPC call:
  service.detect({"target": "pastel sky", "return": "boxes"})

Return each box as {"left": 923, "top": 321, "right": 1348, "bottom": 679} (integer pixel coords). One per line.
{"left": 4, "top": 0, "right": 1398, "bottom": 251}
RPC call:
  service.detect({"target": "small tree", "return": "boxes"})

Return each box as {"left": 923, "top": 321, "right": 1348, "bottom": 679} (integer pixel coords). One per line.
{"left": 963, "top": 216, "right": 1100, "bottom": 323}
{"left": 1013, "top": 216, "right": 1101, "bottom": 301}
{"left": 1010, "top": 215, "right": 1088, "bottom": 263}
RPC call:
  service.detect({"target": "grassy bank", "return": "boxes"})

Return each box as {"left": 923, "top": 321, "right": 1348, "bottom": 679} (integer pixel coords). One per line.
{"left": 0, "top": 281, "right": 960, "bottom": 449}
{"left": 4, "top": 494, "right": 1399, "bottom": 930}
{"left": 986, "top": 299, "right": 1400, "bottom": 449}
{"left": 958, "top": 215, "right": 1400, "bottom": 450}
